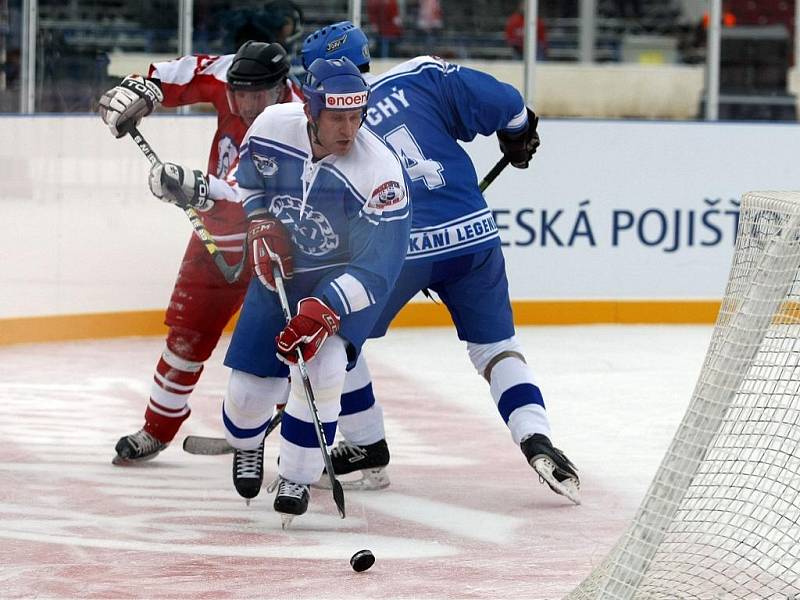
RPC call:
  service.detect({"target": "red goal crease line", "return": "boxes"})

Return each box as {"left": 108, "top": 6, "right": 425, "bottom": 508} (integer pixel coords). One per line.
{"left": 0, "top": 300, "right": 724, "bottom": 346}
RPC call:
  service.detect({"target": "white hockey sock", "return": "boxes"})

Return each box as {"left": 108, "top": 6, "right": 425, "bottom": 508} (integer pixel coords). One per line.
{"left": 490, "top": 357, "right": 551, "bottom": 444}
{"left": 223, "top": 370, "right": 289, "bottom": 450}
{"left": 338, "top": 354, "right": 386, "bottom": 445}
{"left": 279, "top": 337, "right": 348, "bottom": 484}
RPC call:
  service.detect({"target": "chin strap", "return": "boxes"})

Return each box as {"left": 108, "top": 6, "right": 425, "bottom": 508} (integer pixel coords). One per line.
{"left": 308, "top": 121, "right": 322, "bottom": 147}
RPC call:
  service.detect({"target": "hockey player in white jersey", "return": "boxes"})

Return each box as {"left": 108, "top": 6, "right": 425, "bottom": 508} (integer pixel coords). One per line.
{"left": 222, "top": 56, "right": 410, "bottom": 524}
{"left": 301, "top": 22, "right": 580, "bottom": 504}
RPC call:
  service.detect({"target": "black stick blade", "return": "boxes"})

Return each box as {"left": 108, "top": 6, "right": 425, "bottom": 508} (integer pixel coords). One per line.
{"left": 333, "top": 478, "right": 346, "bottom": 519}
{"left": 182, "top": 436, "right": 234, "bottom": 455}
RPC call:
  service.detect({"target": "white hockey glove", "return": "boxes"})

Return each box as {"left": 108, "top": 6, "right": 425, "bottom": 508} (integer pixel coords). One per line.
{"left": 149, "top": 162, "right": 214, "bottom": 211}
{"left": 98, "top": 75, "right": 163, "bottom": 138}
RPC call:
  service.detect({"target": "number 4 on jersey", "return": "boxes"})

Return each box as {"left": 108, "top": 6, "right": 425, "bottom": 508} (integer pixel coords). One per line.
{"left": 384, "top": 124, "right": 445, "bottom": 190}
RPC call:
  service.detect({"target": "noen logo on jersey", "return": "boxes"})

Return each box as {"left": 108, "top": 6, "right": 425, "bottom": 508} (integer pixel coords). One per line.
{"left": 252, "top": 153, "right": 279, "bottom": 177}
{"left": 325, "top": 91, "right": 368, "bottom": 109}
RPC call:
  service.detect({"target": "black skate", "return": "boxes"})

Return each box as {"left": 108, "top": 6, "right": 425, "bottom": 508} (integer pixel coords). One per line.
{"left": 270, "top": 478, "right": 310, "bottom": 529}
{"left": 232, "top": 441, "right": 264, "bottom": 504}
{"left": 316, "top": 439, "right": 390, "bottom": 491}
{"left": 113, "top": 429, "right": 168, "bottom": 465}
{"left": 521, "top": 434, "right": 581, "bottom": 505}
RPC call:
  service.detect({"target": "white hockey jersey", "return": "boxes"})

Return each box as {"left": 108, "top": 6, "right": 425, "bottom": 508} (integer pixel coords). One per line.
{"left": 235, "top": 102, "right": 411, "bottom": 317}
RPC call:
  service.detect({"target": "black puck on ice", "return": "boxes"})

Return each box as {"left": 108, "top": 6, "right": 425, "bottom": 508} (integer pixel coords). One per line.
{"left": 350, "top": 549, "right": 375, "bottom": 572}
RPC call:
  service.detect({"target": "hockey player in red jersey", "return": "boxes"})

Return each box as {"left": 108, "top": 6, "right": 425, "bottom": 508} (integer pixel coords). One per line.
{"left": 98, "top": 41, "right": 302, "bottom": 464}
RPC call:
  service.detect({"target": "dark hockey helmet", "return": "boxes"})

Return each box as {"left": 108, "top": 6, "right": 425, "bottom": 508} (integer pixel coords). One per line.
{"left": 265, "top": 0, "right": 304, "bottom": 51}
{"left": 302, "top": 57, "right": 369, "bottom": 121}
{"left": 301, "top": 21, "right": 370, "bottom": 72}
{"left": 226, "top": 41, "right": 290, "bottom": 91}
{"left": 230, "top": 0, "right": 304, "bottom": 53}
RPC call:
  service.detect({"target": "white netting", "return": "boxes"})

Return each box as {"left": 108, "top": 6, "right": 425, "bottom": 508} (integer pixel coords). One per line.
{"left": 568, "top": 191, "right": 800, "bottom": 600}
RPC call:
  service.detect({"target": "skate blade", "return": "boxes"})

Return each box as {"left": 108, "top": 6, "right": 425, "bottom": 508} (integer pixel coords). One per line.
{"left": 111, "top": 453, "right": 159, "bottom": 466}
{"left": 280, "top": 513, "right": 296, "bottom": 529}
{"left": 531, "top": 456, "right": 581, "bottom": 505}
{"left": 314, "top": 467, "right": 390, "bottom": 491}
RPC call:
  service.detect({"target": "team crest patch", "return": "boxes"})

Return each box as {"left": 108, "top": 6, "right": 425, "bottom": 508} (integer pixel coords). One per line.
{"left": 326, "top": 34, "right": 347, "bottom": 53}
{"left": 269, "top": 195, "right": 339, "bottom": 256}
{"left": 216, "top": 135, "right": 238, "bottom": 178}
{"left": 368, "top": 180, "right": 406, "bottom": 211}
{"left": 252, "top": 153, "right": 279, "bottom": 177}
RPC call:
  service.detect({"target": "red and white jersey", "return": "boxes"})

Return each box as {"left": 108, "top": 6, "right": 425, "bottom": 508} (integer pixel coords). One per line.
{"left": 148, "top": 54, "right": 303, "bottom": 180}
{"left": 147, "top": 54, "right": 303, "bottom": 251}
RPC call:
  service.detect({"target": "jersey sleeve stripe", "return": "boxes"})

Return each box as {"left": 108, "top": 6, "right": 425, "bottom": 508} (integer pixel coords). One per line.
{"left": 150, "top": 55, "right": 230, "bottom": 86}
{"left": 329, "top": 279, "right": 353, "bottom": 315}
{"left": 241, "top": 191, "right": 268, "bottom": 210}
{"left": 504, "top": 107, "right": 528, "bottom": 133}
{"left": 378, "top": 211, "right": 411, "bottom": 223}
{"left": 330, "top": 273, "right": 373, "bottom": 313}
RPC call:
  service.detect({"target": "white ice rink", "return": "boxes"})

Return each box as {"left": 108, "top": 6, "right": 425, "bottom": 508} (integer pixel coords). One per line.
{"left": 0, "top": 325, "right": 713, "bottom": 599}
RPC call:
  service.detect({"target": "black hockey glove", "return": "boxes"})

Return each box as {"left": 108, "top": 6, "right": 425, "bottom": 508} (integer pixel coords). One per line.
{"left": 98, "top": 75, "right": 163, "bottom": 138}
{"left": 497, "top": 108, "right": 540, "bottom": 169}
{"left": 148, "top": 162, "right": 213, "bottom": 211}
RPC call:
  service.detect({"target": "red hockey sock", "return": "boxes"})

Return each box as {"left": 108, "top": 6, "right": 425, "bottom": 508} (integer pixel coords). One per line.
{"left": 143, "top": 349, "right": 203, "bottom": 443}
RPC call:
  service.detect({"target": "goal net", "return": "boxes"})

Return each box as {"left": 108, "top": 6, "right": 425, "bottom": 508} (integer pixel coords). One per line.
{"left": 568, "top": 191, "right": 800, "bottom": 600}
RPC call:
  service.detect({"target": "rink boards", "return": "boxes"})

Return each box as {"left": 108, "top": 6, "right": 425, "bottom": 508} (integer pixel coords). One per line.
{"left": 1, "top": 115, "right": 798, "bottom": 342}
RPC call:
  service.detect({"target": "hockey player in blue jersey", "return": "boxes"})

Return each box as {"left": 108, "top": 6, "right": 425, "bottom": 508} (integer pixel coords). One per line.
{"left": 301, "top": 22, "right": 580, "bottom": 504}
{"left": 222, "top": 56, "right": 410, "bottom": 524}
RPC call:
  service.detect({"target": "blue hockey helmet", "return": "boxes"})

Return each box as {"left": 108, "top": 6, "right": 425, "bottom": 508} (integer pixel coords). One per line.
{"left": 301, "top": 21, "right": 370, "bottom": 72}
{"left": 302, "top": 57, "right": 370, "bottom": 120}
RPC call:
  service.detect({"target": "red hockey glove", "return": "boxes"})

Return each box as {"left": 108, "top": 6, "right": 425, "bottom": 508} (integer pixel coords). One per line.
{"left": 247, "top": 218, "right": 293, "bottom": 291}
{"left": 276, "top": 297, "right": 341, "bottom": 364}
{"left": 497, "top": 107, "right": 540, "bottom": 169}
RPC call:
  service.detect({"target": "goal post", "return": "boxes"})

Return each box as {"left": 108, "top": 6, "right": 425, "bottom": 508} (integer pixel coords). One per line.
{"left": 568, "top": 191, "right": 800, "bottom": 600}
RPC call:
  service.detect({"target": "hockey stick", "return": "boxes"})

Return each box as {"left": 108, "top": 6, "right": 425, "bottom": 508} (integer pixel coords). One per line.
{"left": 127, "top": 125, "right": 246, "bottom": 283}
{"left": 271, "top": 260, "right": 346, "bottom": 519}
{"left": 182, "top": 406, "right": 284, "bottom": 455}
{"left": 478, "top": 156, "right": 510, "bottom": 193}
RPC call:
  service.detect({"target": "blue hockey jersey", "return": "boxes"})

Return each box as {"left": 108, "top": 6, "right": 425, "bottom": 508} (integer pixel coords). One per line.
{"left": 235, "top": 102, "right": 410, "bottom": 318}
{"left": 365, "top": 56, "right": 528, "bottom": 262}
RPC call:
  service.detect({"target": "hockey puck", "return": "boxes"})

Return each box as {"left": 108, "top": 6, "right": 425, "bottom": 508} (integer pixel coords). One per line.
{"left": 350, "top": 549, "right": 375, "bottom": 572}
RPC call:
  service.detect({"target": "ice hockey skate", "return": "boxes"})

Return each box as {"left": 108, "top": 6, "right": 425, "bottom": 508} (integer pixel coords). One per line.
{"left": 232, "top": 441, "right": 264, "bottom": 505}
{"left": 269, "top": 477, "right": 310, "bottom": 529}
{"left": 113, "top": 429, "right": 168, "bottom": 465}
{"left": 315, "top": 439, "right": 390, "bottom": 491}
{"left": 521, "top": 434, "right": 581, "bottom": 505}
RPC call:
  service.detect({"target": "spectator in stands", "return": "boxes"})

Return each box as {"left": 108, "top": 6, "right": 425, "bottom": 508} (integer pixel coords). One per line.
{"left": 701, "top": 8, "right": 737, "bottom": 29}
{"left": 505, "top": 1, "right": 547, "bottom": 60}
{"left": 222, "top": 0, "right": 304, "bottom": 54}
{"left": 417, "top": 0, "right": 443, "bottom": 44}
{"left": 689, "top": 2, "right": 737, "bottom": 56}
{"left": 367, "top": 0, "right": 404, "bottom": 57}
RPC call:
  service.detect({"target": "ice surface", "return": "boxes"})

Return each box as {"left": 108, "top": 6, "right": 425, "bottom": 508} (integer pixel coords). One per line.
{"left": 0, "top": 325, "right": 711, "bottom": 599}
